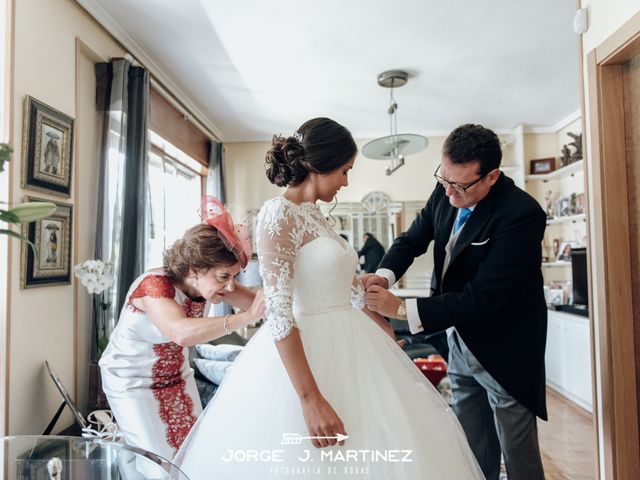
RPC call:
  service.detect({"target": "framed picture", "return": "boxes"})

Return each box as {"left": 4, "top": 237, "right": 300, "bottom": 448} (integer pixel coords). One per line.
{"left": 556, "top": 241, "right": 578, "bottom": 262}
{"left": 45, "top": 361, "right": 88, "bottom": 430}
{"left": 571, "top": 192, "right": 585, "bottom": 215}
{"left": 555, "top": 195, "right": 572, "bottom": 217}
{"left": 548, "top": 288, "right": 565, "bottom": 306}
{"left": 21, "top": 96, "right": 74, "bottom": 197}
{"left": 21, "top": 196, "right": 73, "bottom": 288}
{"left": 529, "top": 157, "right": 556, "bottom": 175}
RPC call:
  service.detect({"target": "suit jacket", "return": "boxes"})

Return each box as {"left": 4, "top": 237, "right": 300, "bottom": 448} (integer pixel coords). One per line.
{"left": 358, "top": 237, "right": 386, "bottom": 273}
{"left": 379, "top": 173, "right": 548, "bottom": 419}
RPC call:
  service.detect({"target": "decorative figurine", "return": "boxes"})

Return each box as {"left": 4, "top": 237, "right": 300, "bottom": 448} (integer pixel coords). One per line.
{"left": 560, "top": 145, "right": 571, "bottom": 167}
{"left": 544, "top": 190, "right": 555, "bottom": 219}
{"left": 567, "top": 132, "right": 582, "bottom": 162}
{"left": 47, "top": 457, "right": 63, "bottom": 480}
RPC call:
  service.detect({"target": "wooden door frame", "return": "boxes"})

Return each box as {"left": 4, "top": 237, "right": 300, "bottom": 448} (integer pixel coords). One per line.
{"left": 586, "top": 10, "right": 640, "bottom": 479}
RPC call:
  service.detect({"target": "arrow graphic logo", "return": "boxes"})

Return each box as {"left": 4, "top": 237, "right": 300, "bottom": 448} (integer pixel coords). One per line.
{"left": 281, "top": 433, "right": 349, "bottom": 445}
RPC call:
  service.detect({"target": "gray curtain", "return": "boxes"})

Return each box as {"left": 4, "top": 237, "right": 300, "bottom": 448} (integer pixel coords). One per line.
{"left": 206, "top": 141, "right": 232, "bottom": 317}
{"left": 207, "top": 141, "right": 226, "bottom": 202}
{"left": 94, "top": 59, "right": 150, "bottom": 359}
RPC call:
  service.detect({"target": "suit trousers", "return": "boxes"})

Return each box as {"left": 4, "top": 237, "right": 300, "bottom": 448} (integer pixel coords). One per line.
{"left": 447, "top": 331, "right": 545, "bottom": 480}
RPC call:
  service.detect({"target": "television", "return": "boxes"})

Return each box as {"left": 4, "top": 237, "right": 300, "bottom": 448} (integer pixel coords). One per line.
{"left": 571, "top": 247, "right": 589, "bottom": 312}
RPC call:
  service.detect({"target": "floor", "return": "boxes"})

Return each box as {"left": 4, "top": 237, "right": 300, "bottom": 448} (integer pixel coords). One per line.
{"left": 538, "top": 388, "right": 597, "bottom": 479}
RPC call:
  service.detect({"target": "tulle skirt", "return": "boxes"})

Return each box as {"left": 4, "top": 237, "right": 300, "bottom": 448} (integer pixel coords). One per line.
{"left": 176, "top": 306, "right": 484, "bottom": 479}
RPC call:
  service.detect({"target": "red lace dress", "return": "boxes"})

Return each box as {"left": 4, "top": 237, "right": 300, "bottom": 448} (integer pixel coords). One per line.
{"left": 99, "top": 272, "right": 206, "bottom": 458}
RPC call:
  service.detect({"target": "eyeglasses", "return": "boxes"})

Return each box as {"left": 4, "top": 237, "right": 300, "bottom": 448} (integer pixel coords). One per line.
{"left": 433, "top": 165, "right": 485, "bottom": 195}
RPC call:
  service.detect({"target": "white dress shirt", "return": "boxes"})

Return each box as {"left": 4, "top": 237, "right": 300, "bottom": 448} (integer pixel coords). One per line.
{"left": 376, "top": 205, "right": 476, "bottom": 334}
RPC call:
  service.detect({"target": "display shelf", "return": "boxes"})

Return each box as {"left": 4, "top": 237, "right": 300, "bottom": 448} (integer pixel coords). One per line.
{"left": 542, "top": 261, "right": 572, "bottom": 268}
{"left": 526, "top": 159, "right": 583, "bottom": 182}
{"left": 546, "top": 213, "right": 586, "bottom": 225}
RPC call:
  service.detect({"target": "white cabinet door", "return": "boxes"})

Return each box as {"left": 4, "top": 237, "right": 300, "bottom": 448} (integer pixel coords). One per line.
{"left": 564, "top": 316, "right": 592, "bottom": 408}
{"left": 545, "top": 313, "right": 563, "bottom": 386}
{"left": 545, "top": 310, "right": 593, "bottom": 411}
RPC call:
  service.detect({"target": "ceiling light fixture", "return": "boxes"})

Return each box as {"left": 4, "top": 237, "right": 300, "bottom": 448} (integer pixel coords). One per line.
{"left": 362, "top": 70, "right": 428, "bottom": 175}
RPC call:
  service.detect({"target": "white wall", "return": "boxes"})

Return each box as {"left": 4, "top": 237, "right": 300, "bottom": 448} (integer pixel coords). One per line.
{"left": 0, "top": 0, "right": 10, "bottom": 435}
{"left": 6, "top": 0, "right": 125, "bottom": 434}
{"left": 226, "top": 135, "right": 448, "bottom": 217}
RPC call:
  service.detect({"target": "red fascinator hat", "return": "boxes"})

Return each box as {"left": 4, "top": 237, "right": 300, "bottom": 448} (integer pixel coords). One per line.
{"left": 200, "top": 196, "right": 252, "bottom": 268}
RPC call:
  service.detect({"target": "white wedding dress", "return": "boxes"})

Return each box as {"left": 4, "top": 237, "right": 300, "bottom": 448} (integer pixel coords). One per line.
{"left": 176, "top": 196, "right": 484, "bottom": 479}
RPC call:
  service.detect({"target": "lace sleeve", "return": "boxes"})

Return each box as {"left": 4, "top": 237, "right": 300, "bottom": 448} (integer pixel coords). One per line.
{"left": 130, "top": 275, "right": 176, "bottom": 300}
{"left": 256, "top": 199, "right": 302, "bottom": 341}
{"left": 351, "top": 275, "right": 365, "bottom": 310}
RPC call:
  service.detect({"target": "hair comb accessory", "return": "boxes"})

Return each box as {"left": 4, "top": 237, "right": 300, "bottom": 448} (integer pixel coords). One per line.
{"left": 293, "top": 132, "right": 303, "bottom": 142}
{"left": 200, "top": 196, "right": 252, "bottom": 268}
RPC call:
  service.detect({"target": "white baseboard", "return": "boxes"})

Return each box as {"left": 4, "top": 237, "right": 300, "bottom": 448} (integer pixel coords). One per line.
{"left": 546, "top": 381, "right": 592, "bottom": 413}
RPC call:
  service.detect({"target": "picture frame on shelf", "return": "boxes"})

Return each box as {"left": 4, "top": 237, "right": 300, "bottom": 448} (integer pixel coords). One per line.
{"left": 529, "top": 157, "right": 556, "bottom": 175}
{"left": 20, "top": 196, "right": 73, "bottom": 288}
{"left": 548, "top": 288, "right": 565, "bottom": 306}
{"left": 548, "top": 281, "right": 572, "bottom": 305}
{"left": 555, "top": 195, "right": 571, "bottom": 217}
{"left": 556, "top": 241, "right": 578, "bottom": 262}
{"left": 571, "top": 192, "right": 585, "bottom": 215}
{"left": 553, "top": 238, "right": 561, "bottom": 258}
{"left": 21, "top": 95, "right": 74, "bottom": 197}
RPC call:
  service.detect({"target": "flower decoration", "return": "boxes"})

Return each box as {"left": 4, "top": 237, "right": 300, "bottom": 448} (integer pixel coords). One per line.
{"left": 75, "top": 259, "right": 115, "bottom": 358}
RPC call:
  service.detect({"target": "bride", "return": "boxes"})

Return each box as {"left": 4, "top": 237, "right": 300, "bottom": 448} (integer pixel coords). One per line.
{"left": 176, "top": 118, "right": 484, "bottom": 479}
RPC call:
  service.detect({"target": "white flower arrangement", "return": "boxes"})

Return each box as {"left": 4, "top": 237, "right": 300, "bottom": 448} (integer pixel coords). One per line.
{"left": 74, "top": 259, "right": 115, "bottom": 358}
{"left": 74, "top": 260, "right": 114, "bottom": 294}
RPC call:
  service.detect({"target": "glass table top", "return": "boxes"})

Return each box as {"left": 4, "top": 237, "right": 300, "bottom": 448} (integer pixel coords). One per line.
{"left": 0, "top": 435, "right": 189, "bottom": 479}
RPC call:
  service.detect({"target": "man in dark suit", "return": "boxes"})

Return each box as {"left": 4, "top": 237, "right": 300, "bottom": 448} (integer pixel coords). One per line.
{"left": 358, "top": 233, "right": 385, "bottom": 273}
{"left": 364, "top": 124, "right": 547, "bottom": 480}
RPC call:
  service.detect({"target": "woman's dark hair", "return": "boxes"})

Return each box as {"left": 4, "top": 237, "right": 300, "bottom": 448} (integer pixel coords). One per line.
{"left": 265, "top": 117, "right": 357, "bottom": 187}
{"left": 163, "top": 224, "right": 238, "bottom": 283}
{"left": 442, "top": 124, "right": 502, "bottom": 176}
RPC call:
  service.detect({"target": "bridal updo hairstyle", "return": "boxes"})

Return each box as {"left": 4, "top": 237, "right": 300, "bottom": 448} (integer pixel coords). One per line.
{"left": 265, "top": 117, "right": 357, "bottom": 187}
{"left": 163, "top": 224, "right": 239, "bottom": 284}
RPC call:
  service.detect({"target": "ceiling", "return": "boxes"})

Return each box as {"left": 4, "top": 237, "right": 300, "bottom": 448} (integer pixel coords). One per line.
{"left": 79, "top": 0, "right": 580, "bottom": 142}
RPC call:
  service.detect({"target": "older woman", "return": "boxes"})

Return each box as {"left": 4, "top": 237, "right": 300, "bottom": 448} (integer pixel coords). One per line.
{"left": 99, "top": 196, "right": 264, "bottom": 459}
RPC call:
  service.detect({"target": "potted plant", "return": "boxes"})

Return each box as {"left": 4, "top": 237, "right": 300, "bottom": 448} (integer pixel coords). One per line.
{"left": 74, "top": 260, "right": 115, "bottom": 359}
{"left": 74, "top": 259, "right": 115, "bottom": 411}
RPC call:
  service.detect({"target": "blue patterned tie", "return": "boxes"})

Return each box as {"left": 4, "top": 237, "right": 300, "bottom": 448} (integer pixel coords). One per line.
{"left": 453, "top": 208, "right": 472, "bottom": 234}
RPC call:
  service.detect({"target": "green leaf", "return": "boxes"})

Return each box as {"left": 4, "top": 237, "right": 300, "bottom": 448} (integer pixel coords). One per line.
{"left": 0, "top": 210, "right": 20, "bottom": 223}
{"left": 0, "top": 228, "right": 26, "bottom": 241}
{"left": 97, "top": 336, "right": 110, "bottom": 358}
{"left": 0, "top": 229, "right": 39, "bottom": 257}
{"left": 7, "top": 202, "right": 57, "bottom": 223}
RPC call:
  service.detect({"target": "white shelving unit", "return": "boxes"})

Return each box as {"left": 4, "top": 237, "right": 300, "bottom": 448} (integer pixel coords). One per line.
{"left": 526, "top": 159, "right": 584, "bottom": 182}
{"left": 542, "top": 261, "right": 572, "bottom": 268}
{"left": 546, "top": 213, "right": 586, "bottom": 225}
{"left": 499, "top": 124, "right": 526, "bottom": 190}
{"left": 524, "top": 122, "right": 593, "bottom": 411}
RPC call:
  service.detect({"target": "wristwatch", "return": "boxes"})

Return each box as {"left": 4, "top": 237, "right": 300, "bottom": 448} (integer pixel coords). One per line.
{"left": 396, "top": 300, "right": 408, "bottom": 320}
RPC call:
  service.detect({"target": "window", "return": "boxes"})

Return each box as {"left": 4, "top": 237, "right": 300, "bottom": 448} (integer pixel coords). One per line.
{"left": 146, "top": 131, "right": 206, "bottom": 269}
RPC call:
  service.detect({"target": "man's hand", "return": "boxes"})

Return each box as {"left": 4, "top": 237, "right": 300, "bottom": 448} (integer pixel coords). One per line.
{"left": 365, "top": 285, "right": 402, "bottom": 318}
{"left": 361, "top": 274, "right": 389, "bottom": 291}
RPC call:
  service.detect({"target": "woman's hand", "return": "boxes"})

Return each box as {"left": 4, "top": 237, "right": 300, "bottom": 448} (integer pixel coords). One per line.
{"left": 246, "top": 289, "right": 265, "bottom": 323}
{"left": 300, "top": 392, "right": 347, "bottom": 448}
